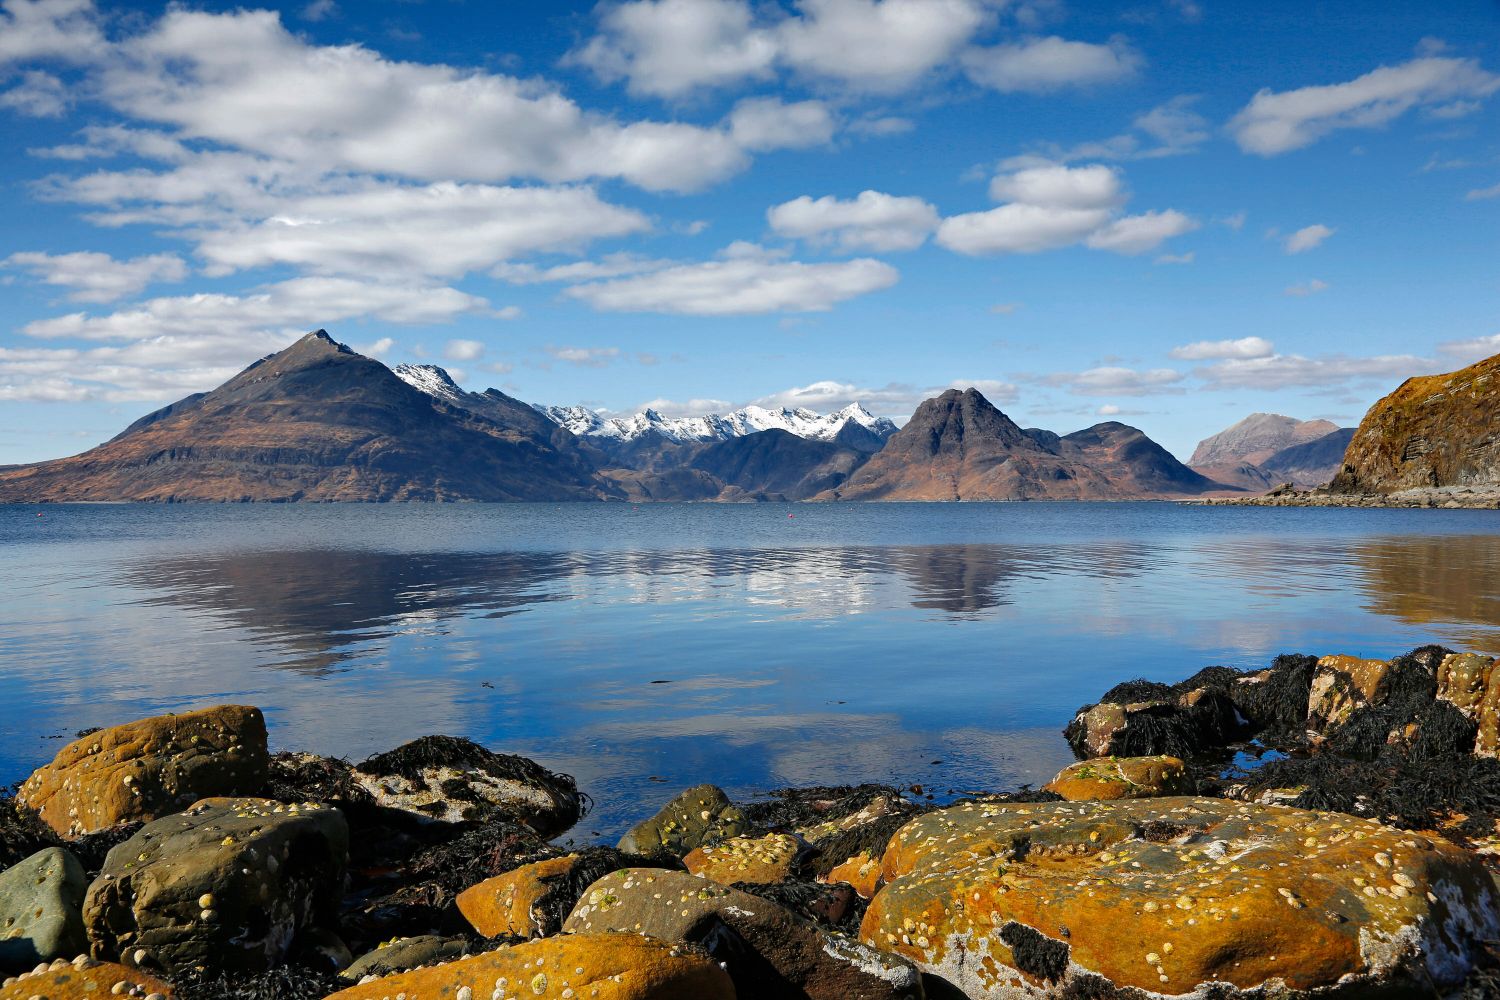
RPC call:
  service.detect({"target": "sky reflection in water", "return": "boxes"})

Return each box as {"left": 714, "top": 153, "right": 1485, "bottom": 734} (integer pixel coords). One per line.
{"left": 2, "top": 502, "right": 1499, "bottom": 838}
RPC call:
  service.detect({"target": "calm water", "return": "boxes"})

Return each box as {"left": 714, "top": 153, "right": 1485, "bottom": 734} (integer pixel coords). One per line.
{"left": 3, "top": 502, "right": 1500, "bottom": 839}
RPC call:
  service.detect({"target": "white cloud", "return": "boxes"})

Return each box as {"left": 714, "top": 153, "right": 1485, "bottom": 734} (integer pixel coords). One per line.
{"left": 939, "top": 162, "right": 1193, "bottom": 257}
{"left": 491, "top": 253, "right": 671, "bottom": 284}
{"left": 636, "top": 396, "right": 735, "bottom": 416}
{"left": 1046, "top": 366, "right": 1186, "bottom": 396}
{"left": 1465, "top": 182, "right": 1500, "bottom": 201}
{"left": 360, "top": 336, "right": 395, "bottom": 358}
{"left": 444, "top": 339, "right": 485, "bottom": 362}
{"left": 567, "top": 0, "right": 778, "bottom": 98}
{"left": 1436, "top": 332, "right": 1500, "bottom": 364}
{"left": 0, "top": 0, "right": 105, "bottom": 65}
{"left": 1132, "top": 94, "right": 1209, "bottom": 150}
{"left": 751, "top": 376, "right": 1015, "bottom": 416}
{"left": 1285, "top": 278, "right": 1329, "bottom": 297}
{"left": 1197, "top": 352, "right": 1432, "bottom": 390}
{"left": 727, "top": 97, "right": 836, "bottom": 151}
{"left": 1285, "top": 223, "right": 1334, "bottom": 254}
{"left": 962, "top": 35, "right": 1141, "bottom": 93}
{"left": 0, "top": 68, "right": 68, "bottom": 116}
{"left": 1230, "top": 56, "right": 1500, "bottom": 156}
{"left": 565, "top": 251, "right": 898, "bottom": 315}
{"left": 301, "top": 0, "right": 337, "bottom": 22}
{"left": 3, "top": 251, "right": 188, "bottom": 303}
{"left": 547, "top": 346, "right": 622, "bottom": 368}
{"left": 1084, "top": 210, "right": 1198, "bottom": 254}
{"left": 571, "top": 0, "right": 990, "bottom": 96}
{"left": 1169, "top": 336, "right": 1275, "bottom": 361}
{"left": 1155, "top": 251, "right": 1194, "bottom": 264}
{"left": 767, "top": 190, "right": 939, "bottom": 252}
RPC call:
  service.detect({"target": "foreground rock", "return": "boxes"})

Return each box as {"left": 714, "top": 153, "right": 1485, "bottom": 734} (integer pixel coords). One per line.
{"left": 1064, "top": 683, "right": 1245, "bottom": 759}
{"left": 0, "top": 957, "right": 174, "bottom": 998}
{"left": 0, "top": 848, "right": 86, "bottom": 971}
{"left": 456, "top": 853, "right": 584, "bottom": 940}
{"left": 616, "top": 784, "right": 746, "bottom": 856}
{"left": 16, "top": 706, "right": 269, "bottom": 839}
{"left": 340, "top": 935, "right": 471, "bottom": 981}
{"left": 325, "top": 933, "right": 734, "bottom": 1000}
{"left": 567, "top": 868, "right": 922, "bottom": 1000}
{"left": 352, "top": 735, "right": 581, "bottom": 837}
{"left": 1044, "top": 754, "right": 1191, "bottom": 800}
{"left": 683, "top": 832, "right": 801, "bottom": 884}
{"left": 864, "top": 796, "right": 1499, "bottom": 997}
{"left": 84, "top": 797, "right": 348, "bottom": 975}
{"left": 1437, "top": 651, "right": 1500, "bottom": 756}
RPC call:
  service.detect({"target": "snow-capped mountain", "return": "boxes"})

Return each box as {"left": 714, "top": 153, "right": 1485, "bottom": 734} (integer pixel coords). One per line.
{"left": 534, "top": 402, "right": 899, "bottom": 445}
{"left": 392, "top": 363, "right": 464, "bottom": 403}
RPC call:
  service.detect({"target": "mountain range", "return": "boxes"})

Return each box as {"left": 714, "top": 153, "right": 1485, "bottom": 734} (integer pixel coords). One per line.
{"left": 0, "top": 329, "right": 1329, "bottom": 503}
{"left": 1188, "top": 413, "right": 1355, "bottom": 490}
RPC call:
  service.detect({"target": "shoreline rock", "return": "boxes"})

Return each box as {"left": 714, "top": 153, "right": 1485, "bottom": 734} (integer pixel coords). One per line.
{"left": 1196, "top": 483, "right": 1500, "bottom": 508}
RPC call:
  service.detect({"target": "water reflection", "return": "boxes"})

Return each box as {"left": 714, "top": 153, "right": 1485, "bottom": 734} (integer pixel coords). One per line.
{"left": 1354, "top": 536, "right": 1500, "bottom": 653}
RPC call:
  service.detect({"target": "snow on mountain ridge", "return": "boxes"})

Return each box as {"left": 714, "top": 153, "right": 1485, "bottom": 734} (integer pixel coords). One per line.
{"left": 534, "top": 400, "right": 898, "bottom": 444}
{"left": 393, "top": 363, "right": 463, "bottom": 403}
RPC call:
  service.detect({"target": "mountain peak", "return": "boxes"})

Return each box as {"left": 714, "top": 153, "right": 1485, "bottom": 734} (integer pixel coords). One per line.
{"left": 393, "top": 363, "right": 462, "bottom": 402}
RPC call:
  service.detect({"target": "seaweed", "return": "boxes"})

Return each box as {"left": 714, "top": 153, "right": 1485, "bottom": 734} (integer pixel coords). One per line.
{"left": 729, "top": 877, "right": 866, "bottom": 935}
{"left": 167, "top": 964, "right": 344, "bottom": 1000}
{"left": 805, "top": 811, "right": 913, "bottom": 880}
{"left": 739, "top": 783, "right": 914, "bottom": 833}
{"left": 998, "top": 921, "right": 1069, "bottom": 983}
{"left": 266, "top": 752, "right": 373, "bottom": 807}
{"left": 0, "top": 794, "right": 58, "bottom": 868}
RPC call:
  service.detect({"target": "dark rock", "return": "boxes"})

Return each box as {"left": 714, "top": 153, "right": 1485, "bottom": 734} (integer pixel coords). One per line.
{"left": 0, "top": 847, "right": 86, "bottom": 972}
{"left": 83, "top": 797, "right": 348, "bottom": 975}
{"left": 617, "top": 784, "right": 746, "bottom": 857}
{"left": 340, "top": 935, "right": 472, "bottom": 982}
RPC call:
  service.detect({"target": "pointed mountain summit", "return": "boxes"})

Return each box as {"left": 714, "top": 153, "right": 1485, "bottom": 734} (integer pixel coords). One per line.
{"left": 0, "top": 331, "right": 615, "bottom": 502}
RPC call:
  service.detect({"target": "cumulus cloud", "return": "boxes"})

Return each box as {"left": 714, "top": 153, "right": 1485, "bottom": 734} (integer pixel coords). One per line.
{"left": 1045, "top": 366, "right": 1186, "bottom": 396}
{"left": 1155, "top": 251, "right": 1194, "bottom": 264}
{"left": 564, "top": 247, "right": 898, "bottom": 315}
{"left": 0, "top": 0, "right": 105, "bottom": 65}
{"left": 571, "top": 0, "right": 990, "bottom": 96}
{"left": 1285, "top": 223, "right": 1334, "bottom": 254}
{"left": 1436, "top": 332, "right": 1500, "bottom": 364}
{"left": 1169, "top": 336, "right": 1274, "bottom": 361}
{"left": 751, "top": 376, "right": 1015, "bottom": 417}
{"left": 727, "top": 97, "right": 836, "bottom": 151}
{"left": 443, "top": 339, "right": 485, "bottom": 362}
{"left": 961, "top": 35, "right": 1141, "bottom": 93}
{"left": 3, "top": 250, "right": 188, "bottom": 303}
{"left": 0, "top": 68, "right": 69, "bottom": 116}
{"left": 635, "top": 396, "right": 735, "bottom": 416}
{"left": 766, "top": 190, "right": 939, "bottom": 252}
{"left": 938, "top": 163, "right": 1193, "bottom": 256}
{"left": 1230, "top": 56, "right": 1500, "bottom": 156}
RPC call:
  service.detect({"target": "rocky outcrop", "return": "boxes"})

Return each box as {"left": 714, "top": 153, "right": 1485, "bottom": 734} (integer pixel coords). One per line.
{"left": 1331, "top": 350, "right": 1500, "bottom": 494}
{"left": 16, "top": 706, "right": 269, "bottom": 839}
{"left": 325, "top": 934, "right": 735, "bottom": 1000}
{"left": 351, "top": 736, "right": 581, "bottom": 836}
{"left": 617, "top": 784, "right": 746, "bottom": 857}
{"left": 0, "top": 848, "right": 86, "bottom": 971}
{"left": 83, "top": 797, "right": 348, "bottom": 975}
{"left": 1044, "top": 754, "right": 1191, "bottom": 800}
{"left": 0, "top": 331, "right": 618, "bottom": 502}
{"left": 566, "top": 868, "right": 923, "bottom": 1000}
{"left": 455, "top": 854, "right": 586, "bottom": 940}
{"left": 864, "top": 797, "right": 1499, "bottom": 997}
{"left": 0, "top": 957, "right": 175, "bottom": 999}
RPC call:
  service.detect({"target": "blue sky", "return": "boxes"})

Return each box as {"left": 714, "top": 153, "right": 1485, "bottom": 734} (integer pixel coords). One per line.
{"left": 1, "top": 0, "right": 1497, "bottom": 464}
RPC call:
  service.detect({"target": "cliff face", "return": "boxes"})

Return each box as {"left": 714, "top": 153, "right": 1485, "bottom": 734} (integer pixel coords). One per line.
{"left": 0, "top": 331, "right": 618, "bottom": 502}
{"left": 1330, "top": 353, "right": 1500, "bottom": 494}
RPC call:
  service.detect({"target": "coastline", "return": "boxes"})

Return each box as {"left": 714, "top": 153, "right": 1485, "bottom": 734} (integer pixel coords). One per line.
{"left": 1197, "top": 483, "right": 1500, "bottom": 509}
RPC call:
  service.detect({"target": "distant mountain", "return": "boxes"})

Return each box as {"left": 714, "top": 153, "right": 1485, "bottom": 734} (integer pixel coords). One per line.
{"left": 1259, "top": 427, "right": 1356, "bottom": 488}
{"left": 0, "top": 332, "right": 616, "bottom": 502}
{"left": 1190, "top": 413, "right": 1339, "bottom": 468}
{"left": 817, "top": 388, "right": 1226, "bottom": 500}
{"left": 536, "top": 401, "right": 898, "bottom": 450}
{"left": 1331, "top": 352, "right": 1500, "bottom": 494}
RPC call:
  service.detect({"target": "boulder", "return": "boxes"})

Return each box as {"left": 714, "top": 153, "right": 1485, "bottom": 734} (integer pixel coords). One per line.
{"left": 456, "top": 853, "right": 582, "bottom": 939}
{"left": 352, "top": 736, "right": 581, "bottom": 837}
{"left": 1063, "top": 686, "right": 1244, "bottom": 760}
{"left": 683, "top": 833, "right": 801, "bottom": 885}
{"left": 15, "top": 706, "right": 269, "bottom": 839}
{"left": 1044, "top": 755, "right": 1192, "bottom": 801}
{"left": 1438, "top": 652, "right": 1500, "bottom": 755}
{"left": 0, "top": 956, "right": 173, "bottom": 999}
{"left": 566, "top": 868, "right": 922, "bottom": 1000}
{"left": 617, "top": 784, "right": 746, "bottom": 857}
{"left": 1306, "top": 654, "right": 1394, "bottom": 736}
{"left": 824, "top": 850, "right": 882, "bottom": 899}
{"left": 324, "top": 933, "right": 734, "bottom": 1000}
{"left": 340, "top": 935, "right": 470, "bottom": 981}
{"left": 863, "top": 796, "right": 1499, "bottom": 998}
{"left": 0, "top": 848, "right": 86, "bottom": 972}
{"left": 83, "top": 797, "right": 348, "bottom": 975}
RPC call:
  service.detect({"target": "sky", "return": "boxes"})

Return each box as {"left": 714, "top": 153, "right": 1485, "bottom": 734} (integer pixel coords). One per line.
{"left": 0, "top": 0, "right": 1497, "bottom": 464}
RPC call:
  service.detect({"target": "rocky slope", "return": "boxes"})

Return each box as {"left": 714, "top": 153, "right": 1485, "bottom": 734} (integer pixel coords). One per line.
{"left": 1259, "top": 426, "right": 1355, "bottom": 487}
{"left": 0, "top": 332, "right": 617, "bottom": 502}
{"left": 1330, "top": 351, "right": 1500, "bottom": 493}
{"left": 1190, "top": 412, "right": 1339, "bottom": 467}
{"left": 1191, "top": 414, "right": 1350, "bottom": 490}
{"left": 819, "top": 388, "right": 1230, "bottom": 501}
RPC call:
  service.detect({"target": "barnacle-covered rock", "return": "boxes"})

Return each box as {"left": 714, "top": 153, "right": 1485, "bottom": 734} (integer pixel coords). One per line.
{"left": 1044, "top": 755, "right": 1192, "bottom": 801}
{"left": 83, "top": 797, "right": 348, "bottom": 975}
{"left": 616, "top": 784, "right": 745, "bottom": 857}
{"left": 16, "top": 706, "right": 269, "bottom": 839}
{"left": 0, "top": 955, "right": 173, "bottom": 999}
{"left": 863, "top": 796, "right": 1500, "bottom": 998}
{"left": 683, "top": 832, "right": 801, "bottom": 885}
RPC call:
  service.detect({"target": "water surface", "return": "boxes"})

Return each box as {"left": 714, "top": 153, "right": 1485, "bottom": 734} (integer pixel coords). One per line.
{"left": 3, "top": 502, "right": 1498, "bottom": 838}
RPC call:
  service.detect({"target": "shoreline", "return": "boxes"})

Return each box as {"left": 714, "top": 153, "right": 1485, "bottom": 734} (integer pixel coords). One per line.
{"left": 1198, "top": 483, "right": 1500, "bottom": 509}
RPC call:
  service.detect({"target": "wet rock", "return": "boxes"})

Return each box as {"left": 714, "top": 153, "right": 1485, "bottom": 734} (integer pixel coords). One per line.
{"left": 1063, "top": 685, "right": 1244, "bottom": 760}
{"left": 0, "top": 847, "right": 86, "bottom": 972}
{"left": 617, "top": 784, "right": 746, "bottom": 857}
{"left": 456, "top": 853, "right": 582, "bottom": 939}
{"left": 864, "top": 796, "right": 1499, "bottom": 998}
{"left": 16, "top": 706, "right": 270, "bottom": 839}
{"left": 566, "top": 868, "right": 922, "bottom": 1000}
{"left": 1043, "top": 755, "right": 1192, "bottom": 801}
{"left": 1307, "top": 654, "right": 1395, "bottom": 737}
{"left": 824, "top": 850, "right": 882, "bottom": 899}
{"left": 83, "top": 797, "right": 348, "bottom": 975}
{"left": 0, "top": 956, "right": 174, "bottom": 999}
{"left": 340, "top": 935, "right": 471, "bottom": 981}
{"left": 324, "top": 933, "right": 734, "bottom": 1000}
{"left": 1438, "top": 652, "right": 1500, "bottom": 756}
{"left": 731, "top": 877, "right": 863, "bottom": 933}
{"left": 352, "top": 736, "right": 582, "bottom": 837}
{"left": 683, "top": 833, "right": 802, "bottom": 884}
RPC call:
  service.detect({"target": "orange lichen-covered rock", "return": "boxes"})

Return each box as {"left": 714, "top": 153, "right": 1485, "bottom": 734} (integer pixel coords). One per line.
{"left": 1306, "top": 655, "right": 1392, "bottom": 736}
{"left": 323, "top": 933, "right": 733, "bottom": 1000}
{"left": 864, "top": 796, "right": 1500, "bottom": 998}
{"left": 16, "top": 705, "right": 269, "bottom": 838}
{"left": 824, "top": 850, "right": 882, "bottom": 899}
{"left": 0, "top": 956, "right": 173, "bottom": 998}
{"left": 1044, "top": 755, "right": 1191, "bottom": 801}
{"left": 455, "top": 854, "right": 581, "bottom": 939}
{"left": 1438, "top": 652, "right": 1500, "bottom": 756}
{"left": 683, "top": 833, "right": 800, "bottom": 884}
